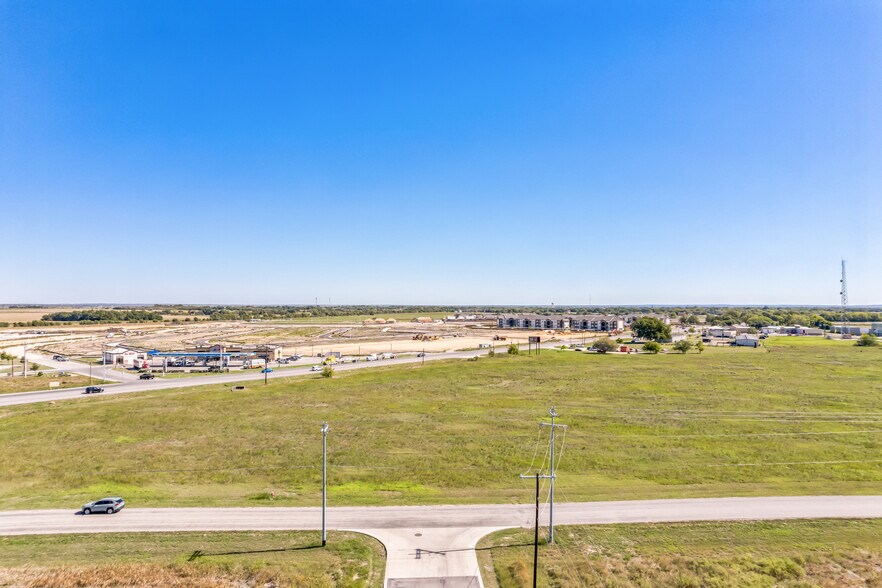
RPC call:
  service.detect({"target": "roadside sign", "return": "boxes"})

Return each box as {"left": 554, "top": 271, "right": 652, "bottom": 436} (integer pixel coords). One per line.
{"left": 49, "top": 381, "right": 60, "bottom": 388}
{"left": 529, "top": 336, "right": 541, "bottom": 343}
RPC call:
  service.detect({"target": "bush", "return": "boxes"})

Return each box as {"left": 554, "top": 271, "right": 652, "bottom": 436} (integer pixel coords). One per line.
{"left": 696, "top": 341, "right": 705, "bottom": 354}
{"left": 673, "top": 340, "right": 693, "bottom": 354}
{"left": 855, "top": 334, "right": 879, "bottom": 347}
{"left": 487, "top": 349, "right": 496, "bottom": 358}
{"left": 507, "top": 343, "right": 519, "bottom": 355}
{"left": 643, "top": 341, "right": 662, "bottom": 354}
{"left": 592, "top": 337, "right": 617, "bottom": 354}
{"left": 320, "top": 366, "right": 334, "bottom": 378}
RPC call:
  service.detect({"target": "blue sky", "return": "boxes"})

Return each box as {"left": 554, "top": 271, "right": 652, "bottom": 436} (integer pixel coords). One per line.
{"left": 1, "top": 1, "right": 880, "bottom": 305}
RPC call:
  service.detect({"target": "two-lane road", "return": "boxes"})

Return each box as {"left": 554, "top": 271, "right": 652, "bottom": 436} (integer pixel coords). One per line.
{"left": 3, "top": 496, "right": 881, "bottom": 587}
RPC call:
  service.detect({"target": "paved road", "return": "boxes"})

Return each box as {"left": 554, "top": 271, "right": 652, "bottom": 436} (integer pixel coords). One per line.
{"left": 0, "top": 346, "right": 521, "bottom": 407}
{"left": 3, "top": 496, "right": 881, "bottom": 587}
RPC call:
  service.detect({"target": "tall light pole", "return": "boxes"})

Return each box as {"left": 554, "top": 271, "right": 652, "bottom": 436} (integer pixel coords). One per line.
{"left": 321, "top": 421, "right": 329, "bottom": 547}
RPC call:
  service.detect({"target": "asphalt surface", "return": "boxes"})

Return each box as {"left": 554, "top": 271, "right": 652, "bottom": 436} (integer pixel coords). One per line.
{"left": 3, "top": 496, "right": 881, "bottom": 587}
{"left": 0, "top": 348, "right": 508, "bottom": 407}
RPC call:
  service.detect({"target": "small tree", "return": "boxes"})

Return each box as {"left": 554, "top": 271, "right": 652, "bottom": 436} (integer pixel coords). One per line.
{"left": 643, "top": 341, "right": 661, "bottom": 354}
{"left": 673, "top": 340, "right": 693, "bottom": 354}
{"left": 487, "top": 349, "right": 496, "bottom": 358}
{"left": 321, "top": 365, "right": 334, "bottom": 378}
{"left": 0, "top": 352, "right": 12, "bottom": 376}
{"left": 695, "top": 340, "right": 705, "bottom": 354}
{"left": 507, "top": 343, "right": 519, "bottom": 355}
{"left": 592, "top": 337, "right": 617, "bottom": 354}
{"left": 855, "top": 334, "right": 879, "bottom": 347}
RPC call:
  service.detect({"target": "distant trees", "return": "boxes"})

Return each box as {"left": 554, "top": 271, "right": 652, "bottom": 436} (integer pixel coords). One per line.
{"left": 632, "top": 317, "right": 672, "bottom": 342}
{"left": 673, "top": 340, "right": 693, "bottom": 354}
{"left": 855, "top": 334, "right": 879, "bottom": 347}
{"left": 42, "top": 310, "right": 162, "bottom": 323}
{"left": 642, "top": 341, "right": 661, "bottom": 354}
{"left": 592, "top": 338, "right": 617, "bottom": 354}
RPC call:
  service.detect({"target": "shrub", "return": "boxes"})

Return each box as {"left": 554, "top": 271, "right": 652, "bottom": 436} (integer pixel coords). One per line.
{"left": 487, "top": 349, "right": 495, "bottom": 358}
{"left": 695, "top": 341, "right": 705, "bottom": 354}
{"left": 320, "top": 366, "right": 334, "bottom": 378}
{"left": 507, "top": 343, "right": 519, "bottom": 355}
{"left": 855, "top": 334, "right": 879, "bottom": 347}
{"left": 643, "top": 341, "right": 662, "bottom": 354}
{"left": 673, "top": 340, "right": 693, "bottom": 354}
{"left": 592, "top": 337, "right": 617, "bottom": 354}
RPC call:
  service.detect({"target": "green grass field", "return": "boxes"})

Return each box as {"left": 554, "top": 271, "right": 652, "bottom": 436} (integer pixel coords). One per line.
{"left": 1, "top": 337, "right": 881, "bottom": 509}
{"left": 0, "top": 531, "right": 384, "bottom": 587}
{"left": 478, "top": 518, "right": 882, "bottom": 587}
{"left": 0, "top": 374, "right": 108, "bottom": 395}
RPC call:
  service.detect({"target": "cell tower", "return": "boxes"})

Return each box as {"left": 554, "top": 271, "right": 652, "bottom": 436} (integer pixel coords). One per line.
{"left": 840, "top": 259, "right": 850, "bottom": 339}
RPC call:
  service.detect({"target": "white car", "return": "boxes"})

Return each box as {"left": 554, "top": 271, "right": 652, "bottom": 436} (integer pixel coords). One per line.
{"left": 310, "top": 365, "right": 322, "bottom": 372}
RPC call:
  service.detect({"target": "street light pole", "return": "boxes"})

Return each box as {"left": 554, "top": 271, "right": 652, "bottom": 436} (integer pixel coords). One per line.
{"left": 321, "top": 421, "right": 330, "bottom": 547}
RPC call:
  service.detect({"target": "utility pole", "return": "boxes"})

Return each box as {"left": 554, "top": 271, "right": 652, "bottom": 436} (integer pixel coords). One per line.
{"left": 321, "top": 421, "right": 329, "bottom": 547}
{"left": 539, "top": 406, "right": 567, "bottom": 544}
{"left": 519, "top": 473, "right": 551, "bottom": 588}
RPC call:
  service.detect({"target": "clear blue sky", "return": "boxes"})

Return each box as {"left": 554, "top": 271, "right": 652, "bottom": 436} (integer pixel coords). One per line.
{"left": 2, "top": 1, "right": 880, "bottom": 305}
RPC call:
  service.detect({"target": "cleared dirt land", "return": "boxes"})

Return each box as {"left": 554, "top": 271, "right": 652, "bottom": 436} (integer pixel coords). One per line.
{"left": 1, "top": 337, "right": 881, "bottom": 509}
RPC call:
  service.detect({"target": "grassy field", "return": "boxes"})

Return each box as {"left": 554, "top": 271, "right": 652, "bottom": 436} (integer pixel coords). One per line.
{"left": 1, "top": 337, "right": 881, "bottom": 509}
{"left": 0, "top": 374, "right": 108, "bottom": 395}
{"left": 0, "top": 530, "right": 384, "bottom": 587}
{"left": 478, "top": 518, "right": 882, "bottom": 587}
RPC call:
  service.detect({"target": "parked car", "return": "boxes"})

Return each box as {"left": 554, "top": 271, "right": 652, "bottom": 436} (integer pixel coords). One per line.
{"left": 139, "top": 373, "right": 155, "bottom": 380}
{"left": 82, "top": 497, "right": 125, "bottom": 515}
{"left": 290, "top": 355, "right": 302, "bottom": 361}
{"left": 261, "top": 368, "right": 273, "bottom": 373}
{"left": 83, "top": 386, "right": 104, "bottom": 394}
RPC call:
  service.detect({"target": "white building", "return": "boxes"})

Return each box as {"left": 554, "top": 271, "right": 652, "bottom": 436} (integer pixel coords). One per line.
{"left": 735, "top": 334, "right": 760, "bottom": 347}
{"left": 704, "top": 327, "right": 737, "bottom": 339}
{"left": 102, "top": 347, "right": 148, "bottom": 368}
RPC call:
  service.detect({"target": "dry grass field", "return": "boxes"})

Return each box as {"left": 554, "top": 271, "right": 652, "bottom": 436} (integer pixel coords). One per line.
{"left": 0, "top": 530, "right": 384, "bottom": 588}
{"left": 478, "top": 519, "right": 882, "bottom": 587}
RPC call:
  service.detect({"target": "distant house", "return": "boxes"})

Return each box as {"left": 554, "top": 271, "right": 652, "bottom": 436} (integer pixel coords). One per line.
{"left": 735, "top": 334, "right": 760, "bottom": 348}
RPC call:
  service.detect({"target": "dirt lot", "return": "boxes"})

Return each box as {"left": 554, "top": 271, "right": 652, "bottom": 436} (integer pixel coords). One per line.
{"left": 0, "top": 316, "right": 569, "bottom": 359}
